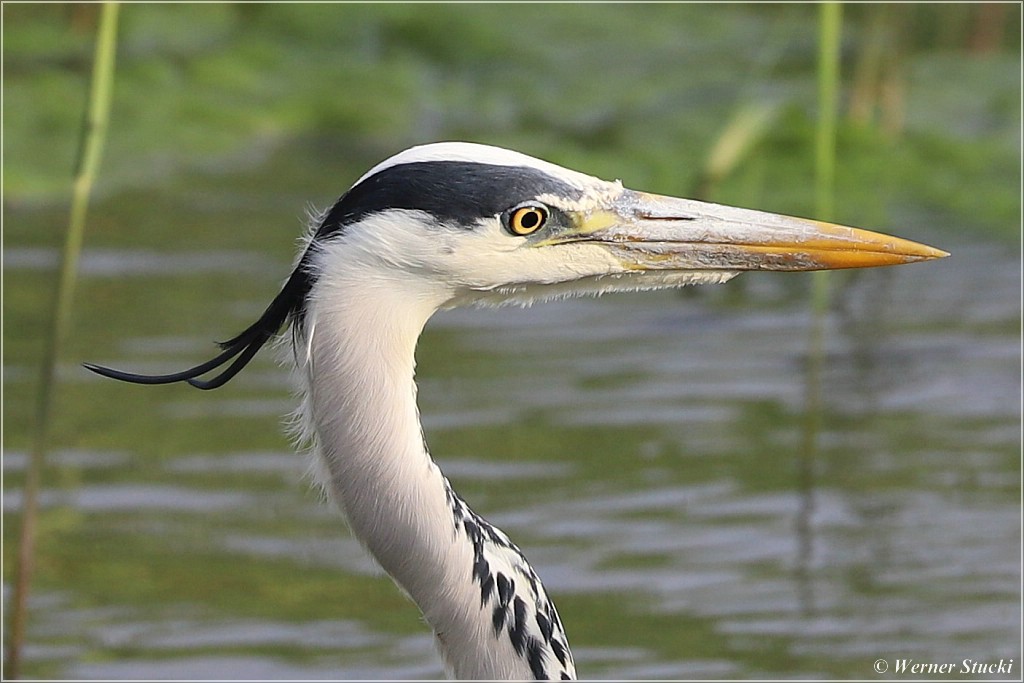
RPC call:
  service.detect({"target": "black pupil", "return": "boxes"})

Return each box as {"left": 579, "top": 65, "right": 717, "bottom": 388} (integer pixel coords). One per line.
{"left": 519, "top": 209, "right": 540, "bottom": 230}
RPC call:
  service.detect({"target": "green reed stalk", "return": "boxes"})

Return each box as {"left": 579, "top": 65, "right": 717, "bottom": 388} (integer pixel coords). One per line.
{"left": 795, "top": 3, "right": 843, "bottom": 603}
{"left": 5, "top": 4, "right": 120, "bottom": 678}
{"left": 813, "top": 2, "right": 843, "bottom": 311}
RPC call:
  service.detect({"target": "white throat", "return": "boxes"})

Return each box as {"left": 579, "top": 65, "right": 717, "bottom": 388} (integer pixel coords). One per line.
{"left": 300, "top": 249, "right": 453, "bottom": 596}
{"left": 293, "top": 237, "right": 575, "bottom": 680}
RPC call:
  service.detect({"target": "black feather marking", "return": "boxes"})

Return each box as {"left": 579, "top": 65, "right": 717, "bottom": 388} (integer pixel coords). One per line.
{"left": 479, "top": 573, "right": 495, "bottom": 607}
{"left": 460, "top": 513, "right": 495, "bottom": 608}
{"left": 496, "top": 573, "right": 514, "bottom": 606}
{"left": 492, "top": 601, "right": 507, "bottom": 633}
{"left": 492, "top": 572, "right": 515, "bottom": 634}
{"left": 445, "top": 483, "right": 458, "bottom": 523}
{"left": 472, "top": 555, "right": 490, "bottom": 587}
{"left": 550, "top": 638, "right": 568, "bottom": 668}
{"left": 485, "top": 523, "right": 505, "bottom": 545}
{"left": 464, "top": 518, "right": 479, "bottom": 544}
{"left": 523, "top": 568, "right": 539, "bottom": 597}
{"left": 526, "top": 638, "right": 547, "bottom": 680}
{"left": 561, "top": 672, "right": 572, "bottom": 680}
{"left": 510, "top": 596, "right": 528, "bottom": 654}
{"left": 535, "top": 611, "right": 553, "bottom": 642}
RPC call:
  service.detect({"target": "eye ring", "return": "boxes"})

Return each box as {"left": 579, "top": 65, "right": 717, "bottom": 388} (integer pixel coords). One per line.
{"left": 504, "top": 203, "right": 548, "bottom": 236}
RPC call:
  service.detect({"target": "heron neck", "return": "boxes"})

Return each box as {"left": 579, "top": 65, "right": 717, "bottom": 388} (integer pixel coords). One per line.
{"left": 299, "top": 259, "right": 574, "bottom": 680}
{"left": 301, "top": 274, "right": 499, "bottom": 674}
{"left": 304, "top": 278, "right": 460, "bottom": 592}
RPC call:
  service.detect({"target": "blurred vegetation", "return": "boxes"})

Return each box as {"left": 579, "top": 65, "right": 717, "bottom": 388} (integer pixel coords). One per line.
{"left": 3, "top": 3, "right": 1020, "bottom": 240}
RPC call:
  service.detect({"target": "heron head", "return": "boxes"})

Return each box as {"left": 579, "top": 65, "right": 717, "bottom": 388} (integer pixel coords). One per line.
{"left": 84, "top": 141, "right": 947, "bottom": 390}
{"left": 311, "top": 142, "right": 947, "bottom": 309}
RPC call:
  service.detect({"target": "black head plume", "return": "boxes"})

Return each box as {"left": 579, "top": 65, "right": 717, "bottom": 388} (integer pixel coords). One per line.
{"left": 84, "top": 256, "right": 313, "bottom": 391}
{"left": 83, "top": 169, "right": 377, "bottom": 392}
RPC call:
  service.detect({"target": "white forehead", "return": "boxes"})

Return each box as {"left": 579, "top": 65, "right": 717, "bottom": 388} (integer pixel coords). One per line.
{"left": 355, "top": 141, "right": 611, "bottom": 192}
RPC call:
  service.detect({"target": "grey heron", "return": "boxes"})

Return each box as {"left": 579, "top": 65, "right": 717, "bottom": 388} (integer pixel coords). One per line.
{"left": 85, "top": 142, "right": 947, "bottom": 680}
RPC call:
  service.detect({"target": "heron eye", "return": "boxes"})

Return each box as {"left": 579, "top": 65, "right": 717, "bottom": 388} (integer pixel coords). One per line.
{"left": 504, "top": 204, "right": 548, "bottom": 236}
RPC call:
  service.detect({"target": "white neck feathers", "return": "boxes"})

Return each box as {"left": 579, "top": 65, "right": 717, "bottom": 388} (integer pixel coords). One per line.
{"left": 299, "top": 246, "right": 458, "bottom": 600}
{"left": 294, "top": 234, "right": 575, "bottom": 680}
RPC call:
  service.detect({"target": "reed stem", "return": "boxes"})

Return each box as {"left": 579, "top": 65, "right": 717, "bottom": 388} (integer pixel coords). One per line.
{"left": 5, "top": 5, "right": 120, "bottom": 678}
{"left": 813, "top": 1, "right": 843, "bottom": 308}
{"left": 795, "top": 2, "right": 843, "bottom": 611}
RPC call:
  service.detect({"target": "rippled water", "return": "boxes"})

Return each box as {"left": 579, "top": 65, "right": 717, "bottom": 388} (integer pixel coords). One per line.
{"left": 5, "top": 210, "right": 1019, "bottom": 679}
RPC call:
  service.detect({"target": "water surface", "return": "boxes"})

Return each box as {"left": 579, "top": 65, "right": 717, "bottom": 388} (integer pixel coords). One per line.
{"left": 4, "top": 167, "right": 1018, "bottom": 678}
{"left": 3, "top": 9, "right": 1020, "bottom": 669}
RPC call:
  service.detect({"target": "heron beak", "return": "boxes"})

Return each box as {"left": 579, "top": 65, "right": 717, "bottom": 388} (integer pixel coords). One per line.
{"left": 546, "top": 190, "right": 948, "bottom": 272}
